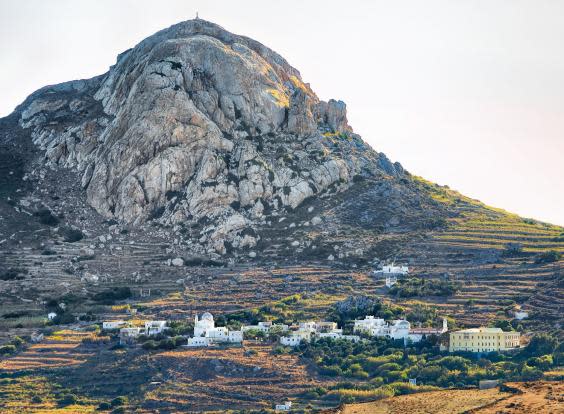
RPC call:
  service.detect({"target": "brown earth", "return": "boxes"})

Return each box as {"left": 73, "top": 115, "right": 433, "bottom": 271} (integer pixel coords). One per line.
{"left": 333, "top": 382, "right": 563, "bottom": 414}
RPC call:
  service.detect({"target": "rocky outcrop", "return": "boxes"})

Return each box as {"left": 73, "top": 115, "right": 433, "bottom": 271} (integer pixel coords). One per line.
{"left": 12, "top": 19, "right": 403, "bottom": 254}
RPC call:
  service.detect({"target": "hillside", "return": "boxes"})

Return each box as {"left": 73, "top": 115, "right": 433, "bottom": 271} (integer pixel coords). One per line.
{"left": 331, "top": 382, "right": 563, "bottom": 414}
{"left": 0, "top": 18, "right": 562, "bottom": 413}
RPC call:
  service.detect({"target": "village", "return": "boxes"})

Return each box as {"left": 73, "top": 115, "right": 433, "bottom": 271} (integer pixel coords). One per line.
{"left": 43, "top": 262, "right": 525, "bottom": 354}
{"left": 8, "top": 262, "right": 534, "bottom": 413}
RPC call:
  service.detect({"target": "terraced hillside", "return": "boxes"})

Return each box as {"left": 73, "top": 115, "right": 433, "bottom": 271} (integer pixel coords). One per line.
{"left": 391, "top": 178, "right": 563, "bottom": 334}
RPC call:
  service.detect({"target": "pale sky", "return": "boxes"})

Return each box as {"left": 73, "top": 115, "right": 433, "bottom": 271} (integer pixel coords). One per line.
{"left": 1, "top": 0, "right": 563, "bottom": 225}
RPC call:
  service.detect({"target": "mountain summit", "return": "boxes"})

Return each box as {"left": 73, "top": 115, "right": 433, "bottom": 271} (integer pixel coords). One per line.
{"left": 12, "top": 19, "right": 403, "bottom": 254}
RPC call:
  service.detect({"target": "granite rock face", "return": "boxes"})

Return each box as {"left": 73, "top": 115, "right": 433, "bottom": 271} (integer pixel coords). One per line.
{"left": 14, "top": 19, "right": 403, "bottom": 254}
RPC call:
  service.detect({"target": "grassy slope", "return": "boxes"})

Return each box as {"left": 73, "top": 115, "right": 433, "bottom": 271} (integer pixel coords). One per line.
{"left": 395, "top": 177, "right": 563, "bottom": 333}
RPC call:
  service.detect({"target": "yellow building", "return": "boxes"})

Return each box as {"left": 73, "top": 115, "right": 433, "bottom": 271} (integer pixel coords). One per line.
{"left": 449, "top": 327, "right": 520, "bottom": 353}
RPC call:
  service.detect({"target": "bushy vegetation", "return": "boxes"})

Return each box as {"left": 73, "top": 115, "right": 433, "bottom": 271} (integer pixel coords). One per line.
{"left": 34, "top": 208, "right": 60, "bottom": 226}
{"left": 140, "top": 336, "right": 185, "bottom": 350}
{"left": 389, "top": 277, "right": 461, "bottom": 298}
{"left": 0, "top": 336, "right": 26, "bottom": 355}
{"left": 60, "top": 226, "right": 84, "bottom": 243}
{"left": 296, "top": 332, "right": 560, "bottom": 403}
{"left": 92, "top": 287, "right": 132, "bottom": 304}
{"left": 534, "top": 250, "right": 561, "bottom": 264}
{"left": 0, "top": 268, "right": 26, "bottom": 281}
{"left": 329, "top": 295, "right": 405, "bottom": 327}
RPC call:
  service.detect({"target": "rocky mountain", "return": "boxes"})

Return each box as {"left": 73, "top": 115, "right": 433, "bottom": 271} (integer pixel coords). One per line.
{"left": 5, "top": 19, "right": 407, "bottom": 256}
{"left": 0, "top": 18, "right": 562, "bottom": 413}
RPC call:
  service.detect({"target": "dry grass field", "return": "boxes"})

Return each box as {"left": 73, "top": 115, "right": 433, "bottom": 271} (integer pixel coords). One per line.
{"left": 338, "top": 388, "right": 509, "bottom": 414}
{"left": 474, "top": 382, "right": 563, "bottom": 414}
{"left": 336, "top": 382, "right": 563, "bottom": 414}
{"left": 141, "top": 342, "right": 331, "bottom": 412}
{"left": 0, "top": 329, "right": 95, "bottom": 371}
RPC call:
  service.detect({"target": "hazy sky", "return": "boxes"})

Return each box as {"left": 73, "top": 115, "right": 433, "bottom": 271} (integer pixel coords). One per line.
{"left": 1, "top": 0, "right": 563, "bottom": 225}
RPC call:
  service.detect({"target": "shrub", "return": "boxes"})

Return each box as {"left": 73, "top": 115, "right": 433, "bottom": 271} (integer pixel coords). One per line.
{"left": 57, "top": 393, "right": 78, "bottom": 406}
{"left": 0, "top": 345, "right": 17, "bottom": 355}
{"left": 319, "top": 365, "right": 343, "bottom": 376}
{"left": 525, "top": 334, "right": 558, "bottom": 357}
{"left": 31, "top": 395, "right": 43, "bottom": 403}
{"left": 520, "top": 365, "right": 543, "bottom": 381}
{"left": 61, "top": 227, "right": 84, "bottom": 243}
{"left": 97, "top": 401, "right": 111, "bottom": 410}
{"left": 35, "top": 208, "right": 59, "bottom": 226}
{"left": 504, "top": 243, "right": 524, "bottom": 256}
{"left": 93, "top": 287, "right": 132, "bottom": 304}
{"left": 110, "top": 396, "right": 128, "bottom": 407}
{"left": 534, "top": 250, "right": 561, "bottom": 264}
{"left": 142, "top": 340, "right": 158, "bottom": 350}
{"left": 0, "top": 268, "right": 26, "bottom": 281}
{"left": 527, "top": 355, "right": 553, "bottom": 370}
{"left": 11, "top": 336, "right": 25, "bottom": 348}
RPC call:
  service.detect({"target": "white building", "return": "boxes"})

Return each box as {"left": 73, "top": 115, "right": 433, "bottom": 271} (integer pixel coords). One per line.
{"left": 206, "top": 327, "right": 229, "bottom": 341}
{"left": 354, "top": 316, "right": 447, "bottom": 343}
{"left": 275, "top": 401, "right": 292, "bottom": 411}
{"left": 228, "top": 330, "right": 244, "bottom": 343}
{"left": 47, "top": 312, "right": 57, "bottom": 321}
{"left": 31, "top": 332, "right": 44, "bottom": 343}
{"left": 187, "top": 336, "right": 211, "bottom": 347}
{"left": 353, "top": 317, "right": 410, "bottom": 340}
{"left": 313, "top": 321, "right": 338, "bottom": 332}
{"left": 385, "top": 275, "right": 398, "bottom": 288}
{"left": 318, "top": 331, "right": 361, "bottom": 342}
{"left": 388, "top": 320, "right": 411, "bottom": 340}
{"left": 514, "top": 311, "right": 529, "bottom": 320}
{"left": 408, "top": 318, "right": 448, "bottom": 343}
{"left": 280, "top": 329, "right": 314, "bottom": 347}
{"left": 374, "top": 263, "right": 409, "bottom": 275}
{"left": 145, "top": 321, "right": 167, "bottom": 336}
{"left": 103, "top": 320, "right": 127, "bottom": 330}
{"left": 353, "top": 316, "right": 387, "bottom": 335}
{"left": 280, "top": 321, "right": 359, "bottom": 346}
{"left": 241, "top": 321, "right": 289, "bottom": 334}
{"left": 194, "top": 312, "right": 215, "bottom": 337}
{"left": 191, "top": 312, "right": 243, "bottom": 345}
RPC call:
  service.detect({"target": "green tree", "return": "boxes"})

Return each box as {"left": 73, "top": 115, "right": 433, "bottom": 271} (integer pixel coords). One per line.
{"left": 525, "top": 334, "right": 557, "bottom": 357}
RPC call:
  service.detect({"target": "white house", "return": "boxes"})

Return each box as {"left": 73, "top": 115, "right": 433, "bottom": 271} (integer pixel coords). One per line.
{"left": 145, "top": 321, "right": 167, "bottom": 336}
{"left": 514, "top": 311, "right": 529, "bottom": 320}
{"left": 47, "top": 312, "right": 57, "bottom": 321}
{"left": 194, "top": 312, "right": 215, "bottom": 337}
{"left": 103, "top": 320, "right": 127, "bottom": 330}
{"left": 275, "top": 401, "right": 292, "bottom": 411}
{"left": 206, "top": 327, "right": 229, "bottom": 341}
{"left": 353, "top": 316, "right": 411, "bottom": 340}
{"left": 342, "top": 335, "right": 362, "bottom": 342}
{"left": 228, "top": 330, "right": 244, "bottom": 343}
{"left": 281, "top": 321, "right": 359, "bottom": 346}
{"left": 388, "top": 320, "right": 411, "bottom": 340}
{"left": 313, "top": 321, "right": 338, "bottom": 332}
{"left": 375, "top": 263, "right": 409, "bottom": 275}
{"left": 408, "top": 318, "right": 448, "bottom": 343}
{"left": 242, "top": 321, "right": 289, "bottom": 334}
{"left": 191, "top": 312, "right": 243, "bottom": 345}
{"left": 242, "top": 321, "right": 272, "bottom": 333}
{"left": 298, "top": 321, "right": 318, "bottom": 331}
{"left": 385, "top": 275, "right": 398, "bottom": 288}
{"left": 353, "top": 316, "right": 387, "bottom": 335}
{"left": 187, "top": 336, "right": 212, "bottom": 347}
{"left": 280, "top": 329, "right": 313, "bottom": 347}
{"left": 318, "top": 331, "right": 361, "bottom": 342}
